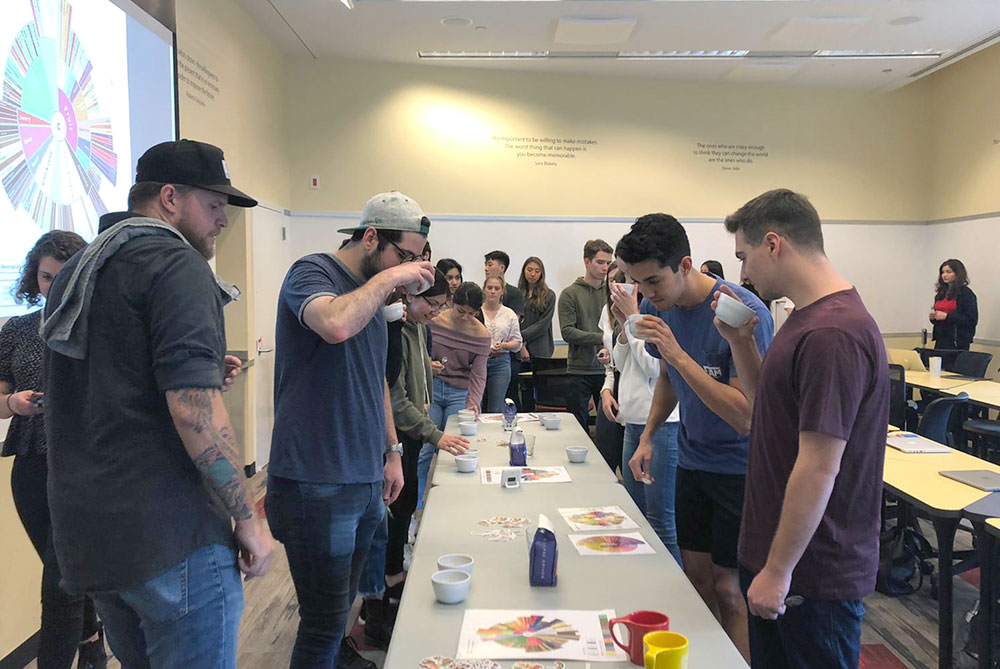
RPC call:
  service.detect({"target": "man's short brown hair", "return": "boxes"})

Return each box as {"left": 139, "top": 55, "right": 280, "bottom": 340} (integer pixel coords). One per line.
{"left": 584, "top": 239, "right": 613, "bottom": 260}
{"left": 724, "top": 189, "right": 824, "bottom": 253}
{"left": 127, "top": 182, "right": 192, "bottom": 210}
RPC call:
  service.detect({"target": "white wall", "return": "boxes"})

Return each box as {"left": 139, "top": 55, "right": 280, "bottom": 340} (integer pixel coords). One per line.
{"left": 288, "top": 212, "right": 934, "bottom": 338}
{"left": 925, "top": 215, "right": 1000, "bottom": 341}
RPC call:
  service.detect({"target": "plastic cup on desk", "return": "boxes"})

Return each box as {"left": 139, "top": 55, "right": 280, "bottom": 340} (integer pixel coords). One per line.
{"left": 524, "top": 434, "right": 536, "bottom": 458}
{"left": 930, "top": 356, "right": 943, "bottom": 377}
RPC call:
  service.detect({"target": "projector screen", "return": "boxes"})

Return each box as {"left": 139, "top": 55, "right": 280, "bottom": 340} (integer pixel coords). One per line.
{"left": 0, "top": 0, "right": 176, "bottom": 319}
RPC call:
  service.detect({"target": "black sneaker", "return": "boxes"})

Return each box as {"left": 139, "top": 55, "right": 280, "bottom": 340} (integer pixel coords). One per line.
{"left": 77, "top": 624, "right": 108, "bottom": 669}
{"left": 361, "top": 597, "right": 392, "bottom": 650}
{"left": 337, "top": 636, "right": 377, "bottom": 669}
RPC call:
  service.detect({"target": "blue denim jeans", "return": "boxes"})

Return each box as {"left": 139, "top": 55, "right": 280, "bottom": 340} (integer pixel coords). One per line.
{"left": 90, "top": 543, "right": 243, "bottom": 669}
{"left": 739, "top": 567, "right": 865, "bottom": 669}
{"left": 622, "top": 422, "right": 681, "bottom": 564}
{"left": 417, "top": 378, "right": 469, "bottom": 508}
{"left": 265, "top": 477, "right": 384, "bottom": 667}
{"left": 484, "top": 355, "right": 511, "bottom": 413}
{"left": 358, "top": 505, "right": 389, "bottom": 599}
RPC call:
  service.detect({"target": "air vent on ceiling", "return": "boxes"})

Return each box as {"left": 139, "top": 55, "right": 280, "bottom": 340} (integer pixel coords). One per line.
{"left": 553, "top": 17, "right": 637, "bottom": 45}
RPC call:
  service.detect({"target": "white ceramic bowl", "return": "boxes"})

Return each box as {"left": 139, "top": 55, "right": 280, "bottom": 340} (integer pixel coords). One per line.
{"left": 457, "top": 410, "right": 476, "bottom": 423}
{"left": 459, "top": 421, "right": 478, "bottom": 436}
{"left": 382, "top": 302, "right": 405, "bottom": 322}
{"left": 541, "top": 415, "right": 562, "bottom": 430}
{"left": 455, "top": 454, "right": 478, "bottom": 473}
{"left": 437, "top": 553, "right": 475, "bottom": 574}
{"left": 714, "top": 292, "right": 755, "bottom": 328}
{"left": 566, "top": 446, "right": 589, "bottom": 463}
{"left": 431, "top": 569, "right": 470, "bottom": 604}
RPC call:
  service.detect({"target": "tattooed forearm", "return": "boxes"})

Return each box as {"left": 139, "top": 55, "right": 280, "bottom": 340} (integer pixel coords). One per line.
{"left": 167, "top": 388, "right": 254, "bottom": 521}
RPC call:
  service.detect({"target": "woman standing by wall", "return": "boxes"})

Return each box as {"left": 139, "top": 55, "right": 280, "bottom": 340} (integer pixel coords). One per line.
{"left": 930, "top": 258, "right": 978, "bottom": 350}
{"left": 1, "top": 231, "right": 107, "bottom": 668}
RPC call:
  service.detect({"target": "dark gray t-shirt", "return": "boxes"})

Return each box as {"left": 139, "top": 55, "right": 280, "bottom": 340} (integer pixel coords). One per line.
{"left": 45, "top": 235, "right": 233, "bottom": 592}
{"left": 269, "top": 253, "right": 388, "bottom": 484}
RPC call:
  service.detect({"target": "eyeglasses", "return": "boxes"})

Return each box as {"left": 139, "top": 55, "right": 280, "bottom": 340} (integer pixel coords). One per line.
{"left": 381, "top": 234, "right": 421, "bottom": 264}
{"left": 421, "top": 295, "right": 447, "bottom": 314}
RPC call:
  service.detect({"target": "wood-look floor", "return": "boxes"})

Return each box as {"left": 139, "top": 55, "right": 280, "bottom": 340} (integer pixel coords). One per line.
{"left": 26, "top": 472, "right": 983, "bottom": 669}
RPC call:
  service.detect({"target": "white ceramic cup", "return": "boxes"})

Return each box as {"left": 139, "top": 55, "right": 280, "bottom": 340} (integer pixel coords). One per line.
{"left": 541, "top": 415, "right": 562, "bottom": 430}
{"left": 437, "top": 554, "right": 475, "bottom": 574}
{"left": 455, "top": 454, "right": 478, "bottom": 473}
{"left": 382, "top": 302, "right": 405, "bottom": 322}
{"left": 714, "top": 292, "right": 755, "bottom": 328}
{"left": 566, "top": 446, "right": 589, "bottom": 463}
{"left": 929, "top": 356, "right": 943, "bottom": 377}
{"left": 431, "top": 569, "right": 470, "bottom": 604}
{"left": 627, "top": 314, "right": 650, "bottom": 340}
{"left": 459, "top": 421, "right": 478, "bottom": 436}
{"left": 457, "top": 410, "right": 476, "bottom": 423}
{"left": 406, "top": 277, "right": 432, "bottom": 295}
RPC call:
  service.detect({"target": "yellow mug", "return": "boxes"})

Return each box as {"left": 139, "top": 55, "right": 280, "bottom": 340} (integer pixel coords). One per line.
{"left": 643, "top": 630, "right": 689, "bottom": 669}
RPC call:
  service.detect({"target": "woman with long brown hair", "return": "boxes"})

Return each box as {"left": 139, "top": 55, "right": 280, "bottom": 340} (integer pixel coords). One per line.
{"left": 517, "top": 257, "right": 556, "bottom": 361}
{"left": 929, "top": 258, "right": 978, "bottom": 350}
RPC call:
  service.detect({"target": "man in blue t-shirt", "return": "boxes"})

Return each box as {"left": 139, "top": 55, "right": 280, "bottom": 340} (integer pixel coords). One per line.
{"left": 265, "top": 192, "right": 436, "bottom": 668}
{"left": 616, "top": 213, "right": 773, "bottom": 663}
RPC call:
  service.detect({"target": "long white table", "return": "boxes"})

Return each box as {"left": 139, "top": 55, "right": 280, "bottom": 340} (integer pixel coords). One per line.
{"left": 386, "top": 483, "right": 748, "bottom": 668}
{"left": 430, "top": 414, "right": 618, "bottom": 487}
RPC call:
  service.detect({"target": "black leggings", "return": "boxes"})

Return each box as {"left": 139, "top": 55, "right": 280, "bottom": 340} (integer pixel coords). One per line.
{"left": 10, "top": 452, "right": 100, "bottom": 669}
{"left": 385, "top": 436, "right": 421, "bottom": 576}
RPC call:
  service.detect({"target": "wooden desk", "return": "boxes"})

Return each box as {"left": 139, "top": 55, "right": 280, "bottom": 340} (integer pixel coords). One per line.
{"left": 882, "top": 447, "right": 1000, "bottom": 668}
{"left": 905, "top": 371, "right": 980, "bottom": 392}
{"left": 943, "top": 380, "right": 1000, "bottom": 410}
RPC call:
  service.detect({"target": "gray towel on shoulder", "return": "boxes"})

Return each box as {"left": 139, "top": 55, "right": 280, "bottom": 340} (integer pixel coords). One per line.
{"left": 40, "top": 216, "right": 241, "bottom": 360}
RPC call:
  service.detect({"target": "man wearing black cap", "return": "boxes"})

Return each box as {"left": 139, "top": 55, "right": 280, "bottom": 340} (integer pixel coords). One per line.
{"left": 265, "top": 191, "right": 436, "bottom": 668}
{"left": 42, "top": 139, "right": 274, "bottom": 667}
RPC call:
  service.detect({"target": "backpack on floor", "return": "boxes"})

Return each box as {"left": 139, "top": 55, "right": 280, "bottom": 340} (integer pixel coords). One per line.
{"left": 875, "top": 524, "right": 934, "bottom": 596}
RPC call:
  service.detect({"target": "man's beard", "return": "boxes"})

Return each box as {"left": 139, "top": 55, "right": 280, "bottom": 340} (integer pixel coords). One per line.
{"left": 360, "top": 248, "right": 382, "bottom": 280}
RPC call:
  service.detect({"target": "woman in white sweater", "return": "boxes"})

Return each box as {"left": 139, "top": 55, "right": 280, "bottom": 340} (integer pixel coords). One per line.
{"left": 602, "top": 279, "right": 682, "bottom": 564}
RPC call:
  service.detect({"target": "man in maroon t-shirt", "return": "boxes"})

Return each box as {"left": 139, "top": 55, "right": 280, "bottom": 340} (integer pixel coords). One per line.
{"left": 713, "top": 189, "right": 888, "bottom": 669}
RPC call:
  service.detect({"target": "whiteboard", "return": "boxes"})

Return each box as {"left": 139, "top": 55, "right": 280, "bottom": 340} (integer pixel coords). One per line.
{"left": 289, "top": 212, "right": 936, "bottom": 337}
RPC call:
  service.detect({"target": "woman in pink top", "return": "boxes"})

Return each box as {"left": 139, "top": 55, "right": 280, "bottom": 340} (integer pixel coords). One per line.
{"left": 417, "top": 282, "right": 492, "bottom": 504}
{"left": 481, "top": 275, "right": 523, "bottom": 413}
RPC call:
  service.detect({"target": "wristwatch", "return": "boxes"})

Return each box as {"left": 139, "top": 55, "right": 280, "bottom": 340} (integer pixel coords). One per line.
{"left": 386, "top": 442, "right": 404, "bottom": 456}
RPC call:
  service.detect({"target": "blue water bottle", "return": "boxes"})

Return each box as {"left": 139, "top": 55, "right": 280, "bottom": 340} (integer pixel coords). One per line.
{"left": 502, "top": 397, "right": 518, "bottom": 432}
{"left": 509, "top": 428, "right": 527, "bottom": 467}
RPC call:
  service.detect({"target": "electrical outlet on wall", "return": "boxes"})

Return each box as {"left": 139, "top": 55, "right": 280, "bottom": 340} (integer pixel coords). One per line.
{"left": 310, "top": 176, "right": 320, "bottom": 189}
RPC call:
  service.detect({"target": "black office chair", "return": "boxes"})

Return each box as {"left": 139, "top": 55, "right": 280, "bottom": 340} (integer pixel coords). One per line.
{"left": 915, "top": 347, "right": 963, "bottom": 370}
{"left": 916, "top": 392, "right": 969, "bottom": 446}
{"left": 947, "top": 351, "right": 993, "bottom": 378}
{"left": 530, "top": 357, "right": 569, "bottom": 414}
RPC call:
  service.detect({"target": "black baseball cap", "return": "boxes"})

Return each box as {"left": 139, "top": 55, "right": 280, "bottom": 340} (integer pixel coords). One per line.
{"left": 135, "top": 139, "right": 258, "bottom": 208}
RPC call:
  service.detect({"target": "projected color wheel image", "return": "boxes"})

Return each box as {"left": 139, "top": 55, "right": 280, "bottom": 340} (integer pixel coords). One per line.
{"left": 1, "top": 0, "right": 118, "bottom": 238}
{"left": 477, "top": 616, "right": 580, "bottom": 653}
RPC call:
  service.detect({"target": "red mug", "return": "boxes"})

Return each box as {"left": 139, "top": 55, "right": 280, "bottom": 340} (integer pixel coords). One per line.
{"left": 609, "top": 610, "right": 671, "bottom": 665}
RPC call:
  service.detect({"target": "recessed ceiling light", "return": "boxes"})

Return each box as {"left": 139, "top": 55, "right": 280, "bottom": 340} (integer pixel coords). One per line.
{"left": 339, "top": 0, "right": 354, "bottom": 9}
{"left": 882, "top": 68, "right": 893, "bottom": 73}
{"left": 474, "top": 26, "right": 487, "bottom": 31}
{"left": 441, "top": 17, "right": 472, "bottom": 27}
{"left": 889, "top": 16, "right": 923, "bottom": 26}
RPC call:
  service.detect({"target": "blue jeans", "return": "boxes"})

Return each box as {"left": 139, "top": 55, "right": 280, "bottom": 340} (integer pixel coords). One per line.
{"left": 265, "top": 477, "right": 385, "bottom": 667}
{"left": 90, "top": 543, "right": 243, "bottom": 669}
{"left": 484, "top": 355, "right": 511, "bottom": 413}
{"left": 739, "top": 567, "right": 865, "bottom": 669}
{"left": 417, "top": 378, "right": 469, "bottom": 508}
{"left": 622, "top": 422, "right": 681, "bottom": 564}
{"left": 358, "top": 509, "right": 388, "bottom": 599}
